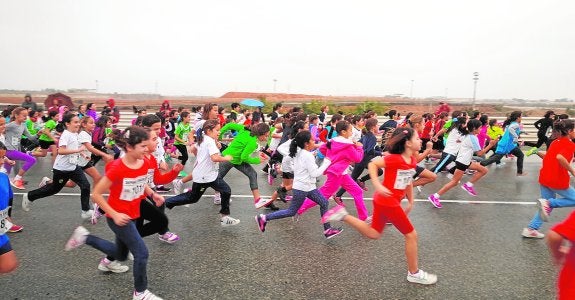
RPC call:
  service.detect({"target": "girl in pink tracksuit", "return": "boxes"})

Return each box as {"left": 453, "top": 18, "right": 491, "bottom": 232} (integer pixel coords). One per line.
{"left": 297, "top": 120, "right": 369, "bottom": 220}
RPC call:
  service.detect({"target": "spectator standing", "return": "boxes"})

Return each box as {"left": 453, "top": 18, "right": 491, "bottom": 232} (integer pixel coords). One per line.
{"left": 21, "top": 94, "right": 38, "bottom": 111}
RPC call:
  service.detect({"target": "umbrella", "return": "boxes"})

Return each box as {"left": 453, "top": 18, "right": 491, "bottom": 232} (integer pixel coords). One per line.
{"left": 240, "top": 98, "right": 264, "bottom": 107}
{"left": 45, "top": 93, "right": 74, "bottom": 110}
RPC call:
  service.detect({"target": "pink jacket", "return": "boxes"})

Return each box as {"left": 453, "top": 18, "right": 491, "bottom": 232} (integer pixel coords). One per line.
{"left": 319, "top": 136, "right": 363, "bottom": 176}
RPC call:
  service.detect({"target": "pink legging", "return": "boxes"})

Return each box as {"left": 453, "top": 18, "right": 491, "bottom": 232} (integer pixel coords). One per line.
{"left": 4, "top": 150, "right": 37, "bottom": 174}
{"left": 297, "top": 173, "right": 369, "bottom": 220}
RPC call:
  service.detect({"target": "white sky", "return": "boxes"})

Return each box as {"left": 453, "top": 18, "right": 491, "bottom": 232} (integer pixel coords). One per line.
{"left": 1, "top": 0, "right": 574, "bottom": 100}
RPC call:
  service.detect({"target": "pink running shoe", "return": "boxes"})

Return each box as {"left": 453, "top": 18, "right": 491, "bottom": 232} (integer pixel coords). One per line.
{"left": 321, "top": 205, "right": 349, "bottom": 223}
{"left": 10, "top": 179, "right": 25, "bottom": 190}
{"left": 461, "top": 183, "right": 477, "bottom": 196}
{"left": 537, "top": 198, "right": 552, "bottom": 222}
{"left": 255, "top": 214, "right": 267, "bottom": 232}
{"left": 427, "top": 194, "right": 442, "bottom": 208}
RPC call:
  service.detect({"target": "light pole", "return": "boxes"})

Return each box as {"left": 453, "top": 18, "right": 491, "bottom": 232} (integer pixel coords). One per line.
{"left": 95, "top": 80, "right": 99, "bottom": 93}
{"left": 273, "top": 79, "right": 277, "bottom": 92}
{"left": 410, "top": 80, "right": 414, "bottom": 98}
{"left": 472, "top": 72, "right": 479, "bottom": 110}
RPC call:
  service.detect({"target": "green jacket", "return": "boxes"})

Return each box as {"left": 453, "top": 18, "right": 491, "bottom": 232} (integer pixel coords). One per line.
{"left": 219, "top": 123, "right": 260, "bottom": 165}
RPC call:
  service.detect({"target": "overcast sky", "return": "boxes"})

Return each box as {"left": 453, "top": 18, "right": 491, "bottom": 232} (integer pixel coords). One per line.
{"left": 1, "top": 0, "right": 574, "bottom": 100}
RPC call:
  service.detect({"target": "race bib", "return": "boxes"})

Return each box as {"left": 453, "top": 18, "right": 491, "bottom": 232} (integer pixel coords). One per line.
{"left": 69, "top": 154, "right": 79, "bottom": 164}
{"left": 119, "top": 175, "right": 148, "bottom": 201}
{"left": 11, "top": 136, "right": 19, "bottom": 146}
{"left": 0, "top": 207, "right": 12, "bottom": 235}
{"left": 182, "top": 133, "right": 188, "bottom": 142}
{"left": 147, "top": 169, "right": 155, "bottom": 185}
{"left": 394, "top": 169, "right": 416, "bottom": 190}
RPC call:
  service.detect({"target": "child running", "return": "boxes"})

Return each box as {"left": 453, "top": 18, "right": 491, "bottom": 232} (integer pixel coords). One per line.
{"left": 0, "top": 170, "right": 18, "bottom": 273}
{"left": 546, "top": 210, "right": 575, "bottom": 299}
{"left": 4, "top": 107, "right": 37, "bottom": 189}
{"left": 297, "top": 120, "right": 369, "bottom": 221}
{"left": 165, "top": 119, "right": 240, "bottom": 226}
{"left": 23, "top": 113, "right": 93, "bottom": 219}
{"left": 427, "top": 119, "right": 497, "bottom": 208}
{"left": 322, "top": 127, "right": 438, "bottom": 285}
{"left": 64, "top": 126, "right": 165, "bottom": 300}
{"left": 255, "top": 130, "right": 343, "bottom": 239}
{"left": 522, "top": 119, "right": 575, "bottom": 239}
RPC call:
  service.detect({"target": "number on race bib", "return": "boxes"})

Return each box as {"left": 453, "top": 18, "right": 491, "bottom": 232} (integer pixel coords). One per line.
{"left": 393, "top": 169, "right": 415, "bottom": 190}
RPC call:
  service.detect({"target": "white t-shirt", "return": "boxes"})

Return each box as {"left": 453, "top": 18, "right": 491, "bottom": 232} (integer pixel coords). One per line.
{"left": 77, "top": 131, "right": 92, "bottom": 167}
{"left": 277, "top": 139, "right": 294, "bottom": 173}
{"left": 192, "top": 135, "right": 220, "bottom": 183}
{"left": 54, "top": 130, "right": 80, "bottom": 171}
{"left": 351, "top": 126, "right": 362, "bottom": 143}
{"left": 456, "top": 134, "right": 481, "bottom": 165}
{"left": 293, "top": 149, "right": 331, "bottom": 192}
{"left": 443, "top": 129, "right": 463, "bottom": 156}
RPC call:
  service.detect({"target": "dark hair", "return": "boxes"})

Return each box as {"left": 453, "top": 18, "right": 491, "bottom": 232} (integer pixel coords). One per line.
{"left": 451, "top": 110, "right": 462, "bottom": 119}
{"left": 551, "top": 119, "right": 574, "bottom": 139}
{"left": 231, "top": 102, "right": 240, "bottom": 110}
{"left": 112, "top": 126, "right": 149, "bottom": 151}
{"left": 218, "top": 106, "right": 225, "bottom": 114}
{"left": 62, "top": 113, "right": 77, "bottom": 125}
{"left": 364, "top": 118, "right": 378, "bottom": 132}
{"left": 203, "top": 103, "right": 219, "bottom": 120}
{"left": 289, "top": 130, "right": 312, "bottom": 158}
{"left": 438, "top": 112, "right": 448, "bottom": 119}
{"left": 489, "top": 118, "right": 498, "bottom": 127}
{"left": 198, "top": 119, "right": 220, "bottom": 145}
{"left": 446, "top": 115, "right": 468, "bottom": 135}
{"left": 42, "top": 110, "right": 59, "bottom": 122}
{"left": 0, "top": 141, "right": 6, "bottom": 151}
{"left": 544, "top": 110, "right": 555, "bottom": 119}
{"left": 471, "top": 111, "right": 480, "bottom": 119}
{"left": 386, "top": 127, "right": 416, "bottom": 154}
{"left": 351, "top": 115, "right": 363, "bottom": 125}
{"left": 96, "top": 115, "right": 111, "bottom": 128}
{"left": 466, "top": 119, "right": 482, "bottom": 135}
{"left": 250, "top": 123, "right": 269, "bottom": 137}
{"left": 385, "top": 110, "right": 397, "bottom": 119}
{"left": 503, "top": 111, "right": 522, "bottom": 128}
{"left": 180, "top": 111, "right": 190, "bottom": 119}
{"left": 479, "top": 114, "right": 489, "bottom": 126}
{"left": 289, "top": 120, "right": 307, "bottom": 139}
{"left": 87, "top": 103, "right": 94, "bottom": 110}
{"left": 335, "top": 120, "right": 351, "bottom": 135}
{"left": 141, "top": 114, "right": 161, "bottom": 128}
{"left": 308, "top": 114, "right": 318, "bottom": 123}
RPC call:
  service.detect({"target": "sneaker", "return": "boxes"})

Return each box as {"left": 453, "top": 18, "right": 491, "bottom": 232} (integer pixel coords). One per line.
{"left": 158, "top": 232, "right": 180, "bottom": 244}
{"left": 333, "top": 196, "right": 344, "bottom": 206}
{"left": 255, "top": 197, "right": 273, "bottom": 209}
{"left": 427, "top": 194, "right": 442, "bottom": 208}
{"left": 292, "top": 214, "right": 300, "bottom": 223}
{"left": 10, "top": 179, "right": 25, "bottom": 190}
{"left": 39, "top": 176, "right": 51, "bottom": 188}
{"left": 537, "top": 198, "right": 552, "bottom": 222}
{"left": 65, "top": 226, "right": 89, "bottom": 251}
{"left": 8, "top": 224, "right": 23, "bottom": 233}
{"left": 407, "top": 270, "right": 438, "bottom": 285}
{"left": 173, "top": 179, "right": 184, "bottom": 195}
{"left": 81, "top": 210, "right": 94, "bottom": 220}
{"left": 522, "top": 227, "right": 544, "bottom": 239}
{"left": 220, "top": 215, "right": 240, "bottom": 227}
{"left": 357, "top": 180, "right": 368, "bottom": 191}
{"left": 22, "top": 194, "right": 31, "bottom": 212}
{"left": 526, "top": 147, "right": 539, "bottom": 157}
{"left": 155, "top": 185, "right": 171, "bottom": 193}
{"left": 265, "top": 202, "right": 280, "bottom": 211}
{"left": 255, "top": 214, "right": 267, "bottom": 232}
{"left": 213, "top": 192, "right": 222, "bottom": 205}
{"left": 178, "top": 171, "right": 187, "bottom": 177}
{"left": 416, "top": 185, "right": 423, "bottom": 194}
{"left": 133, "top": 289, "right": 163, "bottom": 300}
{"left": 517, "top": 172, "right": 528, "bottom": 177}
{"left": 461, "top": 183, "right": 477, "bottom": 196}
{"left": 91, "top": 203, "right": 103, "bottom": 225}
{"left": 496, "top": 162, "right": 506, "bottom": 168}
{"left": 321, "top": 205, "right": 349, "bottom": 223}
{"left": 98, "top": 258, "right": 129, "bottom": 273}
{"left": 324, "top": 227, "right": 343, "bottom": 239}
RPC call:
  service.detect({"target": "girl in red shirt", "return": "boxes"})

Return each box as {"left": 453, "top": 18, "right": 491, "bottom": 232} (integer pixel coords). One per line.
{"left": 522, "top": 119, "right": 575, "bottom": 239}
{"left": 322, "top": 127, "right": 438, "bottom": 285}
{"left": 64, "top": 126, "right": 166, "bottom": 300}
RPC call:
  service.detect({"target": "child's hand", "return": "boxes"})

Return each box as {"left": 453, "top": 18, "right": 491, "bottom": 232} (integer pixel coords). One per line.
{"left": 224, "top": 155, "right": 233, "bottom": 161}
{"left": 152, "top": 193, "right": 165, "bottom": 207}
{"left": 426, "top": 141, "right": 433, "bottom": 150}
{"left": 374, "top": 185, "right": 393, "bottom": 197}
{"left": 355, "top": 142, "right": 363, "bottom": 148}
{"left": 172, "top": 163, "right": 184, "bottom": 172}
{"left": 112, "top": 212, "right": 131, "bottom": 226}
{"left": 404, "top": 201, "right": 413, "bottom": 214}
{"left": 7, "top": 159, "right": 16, "bottom": 166}
{"left": 259, "top": 152, "right": 268, "bottom": 161}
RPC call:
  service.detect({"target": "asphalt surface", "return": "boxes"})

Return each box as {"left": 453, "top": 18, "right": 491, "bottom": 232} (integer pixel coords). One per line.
{"left": 0, "top": 154, "right": 567, "bottom": 299}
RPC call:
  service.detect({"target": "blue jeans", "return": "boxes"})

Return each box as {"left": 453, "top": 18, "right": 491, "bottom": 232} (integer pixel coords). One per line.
{"left": 86, "top": 218, "right": 149, "bottom": 292}
{"left": 265, "top": 189, "right": 332, "bottom": 231}
{"left": 528, "top": 185, "right": 575, "bottom": 230}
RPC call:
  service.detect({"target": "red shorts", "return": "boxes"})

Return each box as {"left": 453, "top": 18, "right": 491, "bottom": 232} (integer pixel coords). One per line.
{"left": 371, "top": 202, "right": 414, "bottom": 235}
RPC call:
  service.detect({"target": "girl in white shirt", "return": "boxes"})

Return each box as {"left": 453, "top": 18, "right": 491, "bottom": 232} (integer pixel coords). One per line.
{"left": 255, "top": 130, "right": 343, "bottom": 239}
{"left": 23, "top": 113, "right": 93, "bottom": 219}
{"left": 165, "top": 119, "right": 241, "bottom": 227}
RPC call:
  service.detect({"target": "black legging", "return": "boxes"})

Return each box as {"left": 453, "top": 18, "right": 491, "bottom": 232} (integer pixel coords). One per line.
{"left": 27, "top": 166, "right": 91, "bottom": 211}
{"left": 480, "top": 146, "right": 524, "bottom": 174}
{"left": 175, "top": 144, "right": 189, "bottom": 166}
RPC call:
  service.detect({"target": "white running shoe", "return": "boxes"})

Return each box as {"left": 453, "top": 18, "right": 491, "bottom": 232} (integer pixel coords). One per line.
{"left": 522, "top": 227, "right": 544, "bottom": 239}
{"left": 81, "top": 210, "right": 94, "bottom": 220}
{"left": 39, "top": 176, "right": 51, "bottom": 188}
{"left": 22, "top": 194, "right": 31, "bottom": 212}
{"left": 407, "top": 270, "right": 438, "bottom": 285}
{"left": 133, "top": 289, "right": 163, "bottom": 300}
{"left": 91, "top": 203, "right": 103, "bottom": 225}
{"left": 220, "top": 215, "right": 240, "bottom": 227}
{"left": 254, "top": 197, "right": 273, "bottom": 209}
{"left": 65, "top": 226, "right": 89, "bottom": 251}
{"left": 173, "top": 179, "right": 184, "bottom": 195}
{"left": 98, "top": 258, "right": 129, "bottom": 273}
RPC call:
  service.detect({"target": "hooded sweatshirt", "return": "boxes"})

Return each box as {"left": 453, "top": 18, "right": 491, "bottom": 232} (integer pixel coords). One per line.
{"left": 219, "top": 123, "right": 261, "bottom": 165}
{"left": 319, "top": 136, "right": 363, "bottom": 176}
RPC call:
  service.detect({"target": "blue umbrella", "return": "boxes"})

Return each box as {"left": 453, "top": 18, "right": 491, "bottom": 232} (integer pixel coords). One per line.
{"left": 240, "top": 98, "right": 264, "bottom": 107}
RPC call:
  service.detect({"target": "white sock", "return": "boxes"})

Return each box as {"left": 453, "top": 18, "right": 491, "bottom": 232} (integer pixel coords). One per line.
{"left": 466, "top": 182, "right": 473, "bottom": 187}
{"left": 434, "top": 193, "right": 440, "bottom": 198}
{"left": 14, "top": 175, "right": 22, "bottom": 181}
